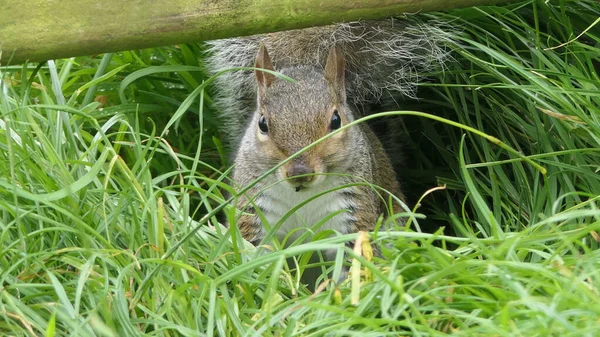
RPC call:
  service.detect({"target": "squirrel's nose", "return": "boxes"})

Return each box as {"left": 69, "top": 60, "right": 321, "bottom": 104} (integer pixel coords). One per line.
{"left": 286, "top": 163, "right": 315, "bottom": 185}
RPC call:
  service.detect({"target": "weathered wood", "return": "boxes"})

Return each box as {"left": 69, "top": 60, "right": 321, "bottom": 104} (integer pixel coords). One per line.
{"left": 0, "top": 0, "right": 517, "bottom": 65}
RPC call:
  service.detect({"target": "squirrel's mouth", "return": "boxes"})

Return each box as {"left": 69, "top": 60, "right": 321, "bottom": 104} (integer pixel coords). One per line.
{"left": 284, "top": 173, "right": 316, "bottom": 192}
{"left": 280, "top": 166, "right": 324, "bottom": 192}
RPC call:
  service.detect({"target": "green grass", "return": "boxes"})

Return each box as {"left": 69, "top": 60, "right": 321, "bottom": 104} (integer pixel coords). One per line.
{"left": 1, "top": 0, "right": 600, "bottom": 336}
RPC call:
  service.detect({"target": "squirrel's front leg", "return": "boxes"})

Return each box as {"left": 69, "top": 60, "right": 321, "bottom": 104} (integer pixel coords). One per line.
{"left": 229, "top": 173, "right": 267, "bottom": 245}
{"left": 344, "top": 185, "right": 387, "bottom": 257}
{"left": 237, "top": 207, "right": 265, "bottom": 246}
{"left": 348, "top": 186, "right": 381, "bottom": 232}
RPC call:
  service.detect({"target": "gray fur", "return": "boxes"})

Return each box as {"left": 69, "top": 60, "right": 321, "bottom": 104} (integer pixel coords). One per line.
{"left": 204, "top": 18, "right": 451, "bottom": 141}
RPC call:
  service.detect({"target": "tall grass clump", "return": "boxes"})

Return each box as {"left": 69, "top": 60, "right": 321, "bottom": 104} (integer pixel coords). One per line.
{"left": 1, "top": 0, "right": 599, "bottom": 336}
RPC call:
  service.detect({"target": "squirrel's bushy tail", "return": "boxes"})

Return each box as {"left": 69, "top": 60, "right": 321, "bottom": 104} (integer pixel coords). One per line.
{"left": 205, "top": 18, "right": 452, "bottom": 141}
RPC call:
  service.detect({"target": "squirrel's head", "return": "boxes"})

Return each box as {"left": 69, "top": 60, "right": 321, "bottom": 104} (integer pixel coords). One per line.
{"left": 252, "top": 44, "right": 356, "bottom": 192}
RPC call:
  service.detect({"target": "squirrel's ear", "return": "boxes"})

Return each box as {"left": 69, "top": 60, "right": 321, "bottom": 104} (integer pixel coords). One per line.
{"left": 324, "top": 46, "right": 346, "bottom": 103}
{"left": 255, "top": 43, "right": 276, "bottom": 90}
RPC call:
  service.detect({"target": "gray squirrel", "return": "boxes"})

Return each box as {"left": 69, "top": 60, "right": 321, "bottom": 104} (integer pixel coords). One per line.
{"left": 205, "top": 18, "right": 449, "bottom": 248}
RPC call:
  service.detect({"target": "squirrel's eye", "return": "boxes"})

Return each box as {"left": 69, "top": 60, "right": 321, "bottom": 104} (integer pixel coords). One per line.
{"left": 258, "top": 115, "right": 269, "bottom": 133}
{"left": 330, "top": 110, "right": 341, "bottom": 131}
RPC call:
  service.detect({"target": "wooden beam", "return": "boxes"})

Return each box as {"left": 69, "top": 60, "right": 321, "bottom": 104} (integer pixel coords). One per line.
{"left": 0, "top": 0, "right": 517, "bottom": 65}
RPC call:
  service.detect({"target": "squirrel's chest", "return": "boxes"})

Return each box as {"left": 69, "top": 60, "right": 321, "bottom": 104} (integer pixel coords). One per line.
{"left": 255, "top": 178, "right": 355, "bottom": 243}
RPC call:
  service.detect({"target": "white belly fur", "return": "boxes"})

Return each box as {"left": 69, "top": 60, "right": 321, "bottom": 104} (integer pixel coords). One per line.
{"left": 255, "top": 176, "right": 355, "bottom": 245}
